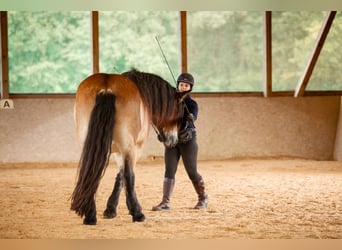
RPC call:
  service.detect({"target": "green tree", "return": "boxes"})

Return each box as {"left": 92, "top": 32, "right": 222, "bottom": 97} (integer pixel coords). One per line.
{"left": 272, "top": 11, "right": 326, "bottom": 91}
{"left": 187, "top": 11, "right": 263, "bottom": 92}
{"left": 8, "top": 11, "right": 91, "bottom": 93}
{"left": 309, "top": 11, "right": 342, "bottom": 90}
{"left": 99, "top": 11, "right": 179, "bottom": 86}
{"left": 7, "top": 11, "right": 342, "bottom": 94}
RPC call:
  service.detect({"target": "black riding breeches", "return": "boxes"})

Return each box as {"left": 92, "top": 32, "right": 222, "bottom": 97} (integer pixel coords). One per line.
{"left": 164, "top": 136, "right": 201, "bottom": 181}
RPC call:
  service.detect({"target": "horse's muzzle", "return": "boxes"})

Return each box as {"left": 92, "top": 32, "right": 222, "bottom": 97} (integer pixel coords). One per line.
{"left": 163, "top": 131, "right": 178, "bottom": 148}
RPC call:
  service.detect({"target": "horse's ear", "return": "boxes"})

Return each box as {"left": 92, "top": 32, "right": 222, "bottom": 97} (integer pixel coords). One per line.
{"left": 176, "top": 90, "right": 191, "bottom": 103}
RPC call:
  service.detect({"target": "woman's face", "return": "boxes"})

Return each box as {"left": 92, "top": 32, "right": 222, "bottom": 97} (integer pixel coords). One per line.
{"left": 178, "top": 82, "right": 191, "bottom": 92}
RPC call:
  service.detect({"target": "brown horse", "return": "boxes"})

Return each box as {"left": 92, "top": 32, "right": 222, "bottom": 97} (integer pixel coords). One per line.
{"left": 70, "top": 69, "right": 188, "bottom": 225}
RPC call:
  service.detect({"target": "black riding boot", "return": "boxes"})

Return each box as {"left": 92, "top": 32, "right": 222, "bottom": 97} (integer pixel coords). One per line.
{"left": 152, "top": 177, "right": 175, "bottom": 211}
{"left": 192, "top": 177, "right": 208, "bottom": 209}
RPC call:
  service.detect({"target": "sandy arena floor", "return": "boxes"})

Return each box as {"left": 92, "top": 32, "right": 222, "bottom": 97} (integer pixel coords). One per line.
{"left": 0, "top": 158, "right": 341, "bottom": 239}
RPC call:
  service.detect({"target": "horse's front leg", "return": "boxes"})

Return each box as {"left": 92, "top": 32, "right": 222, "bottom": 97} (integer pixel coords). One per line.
{"left": 103, "top": 170, "right": 123, "bottom": 219}
{"left": 124, "top": 160, "right": 145, "bottom": 222}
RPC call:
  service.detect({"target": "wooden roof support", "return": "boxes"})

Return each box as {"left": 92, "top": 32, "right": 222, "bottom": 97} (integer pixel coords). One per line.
{"left": 180, "top": 11, "right": 187, "bottom": 73}
{"left": 294, "top": 11, "right": 336, "bottom": 97}
{"left": 91, "top": 11, "right": 99, "bottom": 74}
{"left": 0, "top": 11, "right": 9, "bottom": 99}
{"left": 263, "top": 11, "right": 272, "bottom": 97}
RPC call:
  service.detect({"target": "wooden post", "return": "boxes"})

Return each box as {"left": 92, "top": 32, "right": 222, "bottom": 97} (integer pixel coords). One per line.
{"left": 263, "top": 11, "right": 272, "bottom": 97}
{"left": 91, "top": 11, "right": 99, "bottom": 74}
{"left": 0, "top": 11, "right": 9, "bottom": 99}
{"left": 180, "top": 11, "right": 187, "bottom": 73}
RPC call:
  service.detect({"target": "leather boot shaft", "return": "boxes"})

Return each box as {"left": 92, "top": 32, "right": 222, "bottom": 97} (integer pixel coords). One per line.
{"left": 152, "top": 177, "right": 175, "bottom": 211}
{"left": 192, "top": 177, "right": 208, "bottom": 209}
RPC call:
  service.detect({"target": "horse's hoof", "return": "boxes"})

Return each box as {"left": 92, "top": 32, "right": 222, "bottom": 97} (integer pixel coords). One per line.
{"left": 83, "top": 217, "right": 97, "bottom": 225}
{"left": 103, "top": 208, "right": 117, "bottom": 219}
{"left": 132, "top": 213, "right": 145, "bottom": 222}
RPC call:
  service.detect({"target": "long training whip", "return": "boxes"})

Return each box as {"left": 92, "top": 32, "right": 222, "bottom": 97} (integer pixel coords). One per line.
{"left": 155, "top": 36, "right": 177, "bottom": 85}
{"left": 154, "top": 36, "right": 193, "bottom": 128}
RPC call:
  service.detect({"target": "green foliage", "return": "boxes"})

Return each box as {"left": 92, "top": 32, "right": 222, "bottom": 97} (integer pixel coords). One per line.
{"left": 99, "top": 11, "right": 179, "bottom": 85}
{"left": 187, "top": 11, "right": 264, "bottom": 92}
{"left": 6, "top": 11, "right": 342, "bottom": 94}
{"left": 272, "top": 11, "right": 324, "bottom": 91}
{"left": 272, "top": 11, "right": 342, "bottom": 91}
{"left": 8, "top": 11, "right": 91, "bottom": 93}
{"left": 308, "top": 12, "right": 342, "bottom": 90}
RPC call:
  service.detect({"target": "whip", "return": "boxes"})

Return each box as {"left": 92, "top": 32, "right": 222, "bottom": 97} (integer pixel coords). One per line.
{"left": 155, "top": 36, "right": 193, "bottom": 128}
{"left": 155, "top": 36, "right": 177, "bottom": 85}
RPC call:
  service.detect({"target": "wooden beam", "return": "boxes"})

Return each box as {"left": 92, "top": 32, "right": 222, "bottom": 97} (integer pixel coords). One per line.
{"left": 180, "top": 11, "right": 187, "bottom": 73}
{"left": 91, "top": 11, "right": 99, "bottom": 74}
{"left": 294, "top": 11, "right": 336, "bottom": 97}
{"left": 263, "top": 11, "right": 272, "bottom": 97}
{"left": 0, "top": 11, "right": 9, "bottom": 99}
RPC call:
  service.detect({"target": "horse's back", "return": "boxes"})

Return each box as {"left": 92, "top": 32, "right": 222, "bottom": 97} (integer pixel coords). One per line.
{"left": 77, "top": 73, "right": 139, "bottom": 99}
{"left": 76, "top": 73, "right": 141, "bottom": 117}
{"left": 75, "top": 73, "right": 149, "bottom": 155}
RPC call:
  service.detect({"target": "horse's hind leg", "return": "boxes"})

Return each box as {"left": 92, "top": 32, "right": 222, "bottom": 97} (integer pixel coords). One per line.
{"left": 123, "top": 160, "right": 145, "bottom": 222}
{"left": 103, "top": 171, "right": 123, "bottom": 219}
{"left": 83, "top": 199, "right": 97, "bottom": 225}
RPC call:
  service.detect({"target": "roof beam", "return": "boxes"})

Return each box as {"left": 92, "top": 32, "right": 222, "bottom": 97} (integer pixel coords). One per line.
{"left": 263, "top": 11, "right": 272, "bottom": 97}
{"left": 294, "top": 11, "right": 336, "bottom": 97}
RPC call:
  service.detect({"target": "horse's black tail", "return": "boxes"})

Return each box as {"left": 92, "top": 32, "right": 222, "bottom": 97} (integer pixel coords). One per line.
{"left": 71, "top": 90, "right": 115, "bottom": 217}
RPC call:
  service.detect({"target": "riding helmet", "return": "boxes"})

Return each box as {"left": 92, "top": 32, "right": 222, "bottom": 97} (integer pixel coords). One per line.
{"left": 177, "top": 73, "right": 194, "bottom": 86}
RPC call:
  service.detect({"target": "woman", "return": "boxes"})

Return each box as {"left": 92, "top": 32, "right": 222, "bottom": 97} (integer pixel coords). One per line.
{"left": 152, "top": 73, "right": 208, "bottom": 211}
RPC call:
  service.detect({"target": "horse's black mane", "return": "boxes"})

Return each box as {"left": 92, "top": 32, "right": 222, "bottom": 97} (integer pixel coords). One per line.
{"left": 122, "top": 68, "right": 183, "bottom": 127}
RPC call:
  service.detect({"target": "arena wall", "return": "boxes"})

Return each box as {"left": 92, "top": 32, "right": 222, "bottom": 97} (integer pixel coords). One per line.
{"left": 0, "top": 96, "right": 341, "bottom": 163}
{"left": 333, "top": 97, "right": 342, "bottom": 160}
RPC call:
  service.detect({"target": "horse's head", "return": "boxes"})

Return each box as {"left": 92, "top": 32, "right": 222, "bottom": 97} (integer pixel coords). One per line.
{"left": 157, "top": 129, "right": 178, "bottom": 148}
{"left": 156, "top": 90, "right": 190, "bottom": 148}
{"left": 122, "top": 69, "right": 189, "bottom": 148}
{"left": 157, "top": 120, "right": 180, "bottom": 148}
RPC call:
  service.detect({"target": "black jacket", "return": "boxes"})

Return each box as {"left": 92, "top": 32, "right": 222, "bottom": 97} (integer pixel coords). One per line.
{"left": 180, "top": 95, "right": 198, "bottom": 131}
